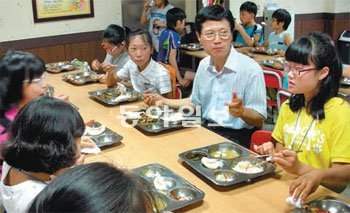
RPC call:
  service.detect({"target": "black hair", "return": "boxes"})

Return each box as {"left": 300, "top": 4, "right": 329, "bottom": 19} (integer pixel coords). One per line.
{"left": 126, "top": 29, "right": 153, "bottom": 48}
{"left": 0, "top": 51, "right": 45, "bottom": 117}
{"left": 195, "top": 5, "right": 235, "bottom": 35}
{"left": 102, "top": 24, "right": 131, "bottom": 46}
{"left": 166, "top": 7, "right": 186, "bottom": 30}
{"left": 240, "top": 1, "right": 258, "bottom": 16}
{"left": 159, "top": 0, "right": 169, "bottom": 6}
{"left": 1, "top": 96, "right": 85, "bottom": 174}
{"left": 29, "top": 162, "right": 158, "bottom": 213}
{"left": 272, "top": 9, "right": 291, "bottom": 30}
{"left": 285, "top": 32, "right": 342, "bottom": 120}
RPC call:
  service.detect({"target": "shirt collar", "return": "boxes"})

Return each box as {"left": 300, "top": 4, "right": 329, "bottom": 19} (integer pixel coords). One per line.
{"left": 207, "top": 46, "right": 238, "bottom": 74}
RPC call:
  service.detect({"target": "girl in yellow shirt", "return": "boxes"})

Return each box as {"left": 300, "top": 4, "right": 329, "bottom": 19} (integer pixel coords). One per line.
{"left": 254, "top": 32, "right": 350, "bottom": 200}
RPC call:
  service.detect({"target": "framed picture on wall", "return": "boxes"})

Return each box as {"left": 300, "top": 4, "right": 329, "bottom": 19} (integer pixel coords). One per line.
{"left": 32, "top": 0, "right": 94, "bottom": 23}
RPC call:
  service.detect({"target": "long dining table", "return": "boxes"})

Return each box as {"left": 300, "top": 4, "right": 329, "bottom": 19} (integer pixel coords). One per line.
{"left": 45, "top": 67, "right": 349, "bottom": 212}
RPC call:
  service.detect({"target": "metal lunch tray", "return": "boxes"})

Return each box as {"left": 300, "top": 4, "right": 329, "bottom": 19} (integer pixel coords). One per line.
{"left": 46, "top": 61, "right": 76, "bottom": 73}
{"left": 133, "top": 163, "right": 205, "bottom": 212}
{"left": 251, "top": 47, "right": 278, "bottom": 55}
{"left": 341, "top": 77, "right": 350, "bottom": 86}
{"left": 84, "top": 121, "right": 123, "bottom": 148}
{"left": 88, "top": 87, "right": 141, "bottom": 106}
{"left": 232, "top": 41, "right": 244, "bottom": 48}
{"left": 291, "top": 196, "right": 350, "bottom": 213}
{"left": 178, "top": 142, "right": 276, "bottom": 187}
{"left": 62, "top": 71, "right": 99, "bottom": 85}
{"left": 261, "top": 59, "right": 285, "bottom": 70}
{"left": 181, "top": 43, "right": 203, "bottom": 51}
{"left": 125, "top": 106, "right": 201, "bottom": 133}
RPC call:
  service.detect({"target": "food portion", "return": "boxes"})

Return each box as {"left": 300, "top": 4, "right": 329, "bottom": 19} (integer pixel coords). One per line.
{"left": 184, "top": 151, "right": 208, "bottom": 161}
{"left": 124, "top": 111, "right": 143, "bottom": 120}
{"left": 214, "top": 171, "right": 236, "bottom": 182}
{"left": 252, "top": 47, "right": 277, "bottom": 55}
{"left": 232, "top": 160, "right": 264, "bottom": 174}
{"left": 46, "top": 61, "right": 76, "bottom": 73}
{"left": 152, "top": 194, "right": 168, "bottom": 211}
{"left": 161, "top": 112, "right": 185, "bottom": 123}
{"left": 153, "top": 176, "right": 176, "bottom": 191}
{"left": 97, "top": 89, "right": 121, "bottom": 100}
{"left": 201, "top": 157, "right": 224, "bottom": 169}
{"left": 140, "top": 167, "right": 165, "bottom": 178}
{"left": 85, "top": 120, "right": 106, "bottom": 136}
{"left": 138, "top": 112, "right": 158, "bottom": 125}
{"left": 169, "top": 188, "right": 195, "bottom": 202}
{"left": 209, "top": 149, "right": 240, "bottom": 159}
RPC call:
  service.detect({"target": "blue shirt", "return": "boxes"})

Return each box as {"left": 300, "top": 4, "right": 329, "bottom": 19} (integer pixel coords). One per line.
{"left": 147, "top": 4, "right": 174, "bottom": 51}
{"left": 190, "top": 47, "right": 267, "bottom": 129}
{"left": 235, "top": 24, "right": 264, "bottom": 46}
{"left": 157, "top": 29, "right": 181, "bottom": 64}
{"left": 268, "top": 31, "right": 288, "bottom": 51}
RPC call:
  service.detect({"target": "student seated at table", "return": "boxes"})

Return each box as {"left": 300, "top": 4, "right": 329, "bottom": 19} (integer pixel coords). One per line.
{"left": 254, "top": 32, "right": 350, "bottom": 194}
{"left": 262, "top": 9, "right": 292, "bottom": 55}
{"left": 91, "top": 24, "right": 130, "bottom": 85}
{"left": 0, "top": 51, "right": 94, "bottom": 154}
{"left": 29, "top": 162, "right": 157, "bottom": 212}
{"left": 144, "top": 5, "right": 267, "bottom": 149}
{"left": 104, "top": 29, "right": 173, "bottom": 98}
{"left": 158, "top": 7, "right": 195, "bottom": 95}
{"left": 234, "top": 1, "right": 263, "bottom": 47}
{"left": 0, "top": 96, "right": 86, "bottom": 213}
{"left": 0, "top": 52, "right": 71, "bottom": 176}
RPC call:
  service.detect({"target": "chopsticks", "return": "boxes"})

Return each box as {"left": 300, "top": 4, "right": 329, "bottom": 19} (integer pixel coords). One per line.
{"left": 255, "top": 150, "right": 303, "bottom": 158}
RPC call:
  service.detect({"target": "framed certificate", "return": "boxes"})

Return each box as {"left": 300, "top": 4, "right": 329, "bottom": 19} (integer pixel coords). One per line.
{"left": 32, "top": 0, "right": 94, "bottom": 23}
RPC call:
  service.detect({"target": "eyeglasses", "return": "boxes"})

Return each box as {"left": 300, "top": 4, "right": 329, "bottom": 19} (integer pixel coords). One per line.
{"left": 101, "top": 42, "right": 120, "bottom": 53}
{"left": 201, "top": 30, "right": 231, "bottom": 41}
{"left": 23, "top": 75, "right": 46, "bottom": 84}
{"left": 284, "top": 62, "right": 317, "bottom": 76}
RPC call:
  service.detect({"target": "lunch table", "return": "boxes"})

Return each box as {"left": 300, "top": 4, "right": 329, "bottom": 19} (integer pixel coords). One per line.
{"left": 46, "top": 69, "right": 349, "bottom": 213}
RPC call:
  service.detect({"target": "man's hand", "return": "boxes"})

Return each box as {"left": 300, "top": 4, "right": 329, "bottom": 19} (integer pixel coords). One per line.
{"left": 225, "top": 92, "right": 244, "bottom": 117}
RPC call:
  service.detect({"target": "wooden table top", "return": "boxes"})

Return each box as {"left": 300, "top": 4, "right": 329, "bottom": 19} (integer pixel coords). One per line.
{"left": 45, "top": 69, "right": 349, "bottom": 213}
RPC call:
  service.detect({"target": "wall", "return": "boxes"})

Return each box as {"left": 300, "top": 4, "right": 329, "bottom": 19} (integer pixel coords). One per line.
{"left": 0, "top": 0, "right": 348, "bottom": 63}
{"left": 229, "top": 0, "right": 350, "bottom": 17}
{"left": 0, "top": 0, "right": 122, "bottom": 42}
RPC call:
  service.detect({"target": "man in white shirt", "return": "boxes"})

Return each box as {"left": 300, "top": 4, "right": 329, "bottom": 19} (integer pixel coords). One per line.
{"left": 144, "top": 5, "right": 266, "bottom": 148}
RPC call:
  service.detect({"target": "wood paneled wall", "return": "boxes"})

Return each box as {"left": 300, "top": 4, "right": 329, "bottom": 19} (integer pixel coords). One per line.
{"left": 0, "top": 31, "right": 106, "bottom": 64}
{"left": 0, "top": 12, "right": 349, "bottom": 64}
{"left": 294, "top": 13, "right": 350, "bottom": 43}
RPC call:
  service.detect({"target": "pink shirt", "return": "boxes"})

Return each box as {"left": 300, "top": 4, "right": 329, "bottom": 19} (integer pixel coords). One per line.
{"left": 0, "top": 108, "right": 18, "bottom": 145}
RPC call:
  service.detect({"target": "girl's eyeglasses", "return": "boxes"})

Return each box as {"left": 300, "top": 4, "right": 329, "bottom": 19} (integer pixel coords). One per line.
{"left": 101, "top": 43, "right": 118, "bottom": 53}
{"left": 284, "top": 62, "right": 317, "bottom": 76}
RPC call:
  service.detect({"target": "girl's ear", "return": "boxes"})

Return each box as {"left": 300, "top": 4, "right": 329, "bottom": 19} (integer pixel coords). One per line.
{"left": 318, "top": 66, "right": 330, "bottom": 81}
